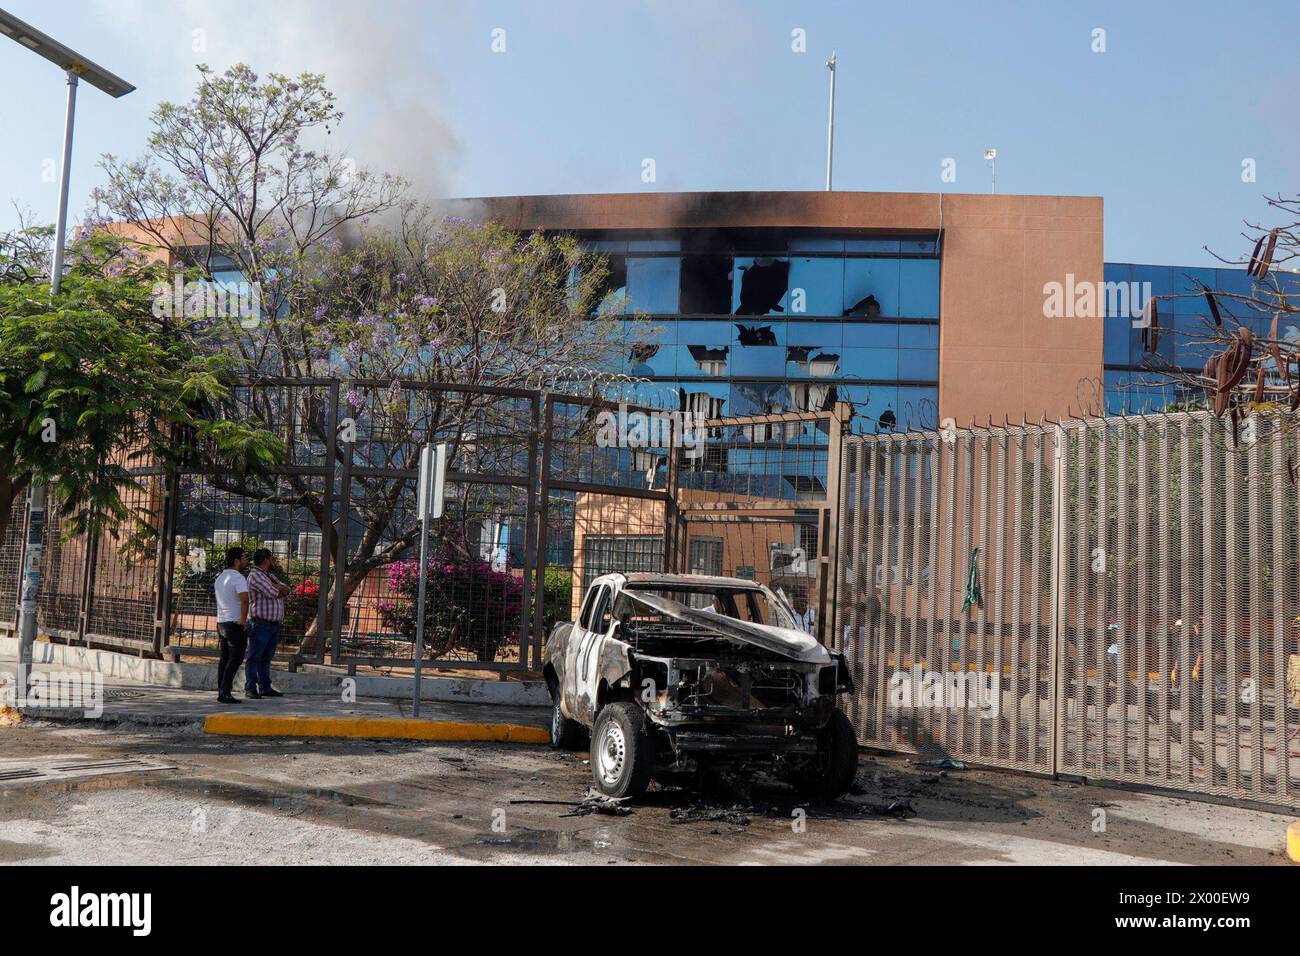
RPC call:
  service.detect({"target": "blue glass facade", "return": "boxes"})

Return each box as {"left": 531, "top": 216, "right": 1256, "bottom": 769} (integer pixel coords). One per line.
{"left": 578, "top": 231, "right": 941, "bottom": 435}
{"left": 1103, "top": 262, "right": 1300, "bottom": 414}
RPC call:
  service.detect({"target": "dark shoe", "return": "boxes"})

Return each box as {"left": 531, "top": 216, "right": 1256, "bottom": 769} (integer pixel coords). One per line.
{"left": 217, "top": 695, "right": 241, "bottom": 704}
{"left": 245, "top": 689, "right": 263, "bottom": 700}
{"left": 261, "top": 688, "right": 283, "bottom": 698}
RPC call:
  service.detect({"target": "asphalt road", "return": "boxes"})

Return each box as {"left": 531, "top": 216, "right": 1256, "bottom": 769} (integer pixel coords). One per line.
{"left": 0, "top": 718, "right": 1292, "bottom": 865}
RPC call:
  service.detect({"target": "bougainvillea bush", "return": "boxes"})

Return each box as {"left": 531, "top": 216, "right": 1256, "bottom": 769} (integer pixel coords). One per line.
{"left": 283, "top": 578, "right": 321, "bottom": 637}
{"left": 377, "top": 545, "right": 524, "bottom": 661}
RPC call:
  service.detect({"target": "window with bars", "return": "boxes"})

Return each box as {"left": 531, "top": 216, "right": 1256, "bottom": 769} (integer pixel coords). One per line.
{"left": 582, "top": 535, "right": 664, "bottom": 592}
{"left": 688, "top": 537, "right": 723, "bottom": 576}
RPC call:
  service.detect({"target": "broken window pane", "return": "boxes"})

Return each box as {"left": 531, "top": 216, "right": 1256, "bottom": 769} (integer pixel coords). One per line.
{"left": 786, "top": 347, "right": 841, "bottom": 378}
{"left": 732, "top": 257, "right": 790, "bottom": 315}
{"left": 685, "top": 344, "right": 729, "bottom": 376}
{"left": 678, "top": 384, "right": 728, "bottom": 418}
{"left": 730, "top": 381, "right": 788, "bottom": 417}
{"left": 680, "top": 256, "right": 733, "bottom": 314}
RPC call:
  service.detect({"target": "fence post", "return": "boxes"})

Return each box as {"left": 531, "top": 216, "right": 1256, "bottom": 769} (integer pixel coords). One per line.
{"left": 151, "top": 467, "right": 181, "bottom": 656}
{"left": 519, "top": 393, "right": 540, "bottom": 671}
{"left": 532, "top": 394, "right": 554, "bottom": 664}
{"left": 662, "top": 415, "right": 680, "bottom": 575}
{"left": 330, "top": 400, "right": 354, "bottom": 663}
{"left": 1048, "top": 424, "right": 1067, "bottom": 778}
{"left": 822, "top": 402, "right": 850, "bottom": 648}
{"left": 309, "top": 381, "right": 339, "bottom": 666}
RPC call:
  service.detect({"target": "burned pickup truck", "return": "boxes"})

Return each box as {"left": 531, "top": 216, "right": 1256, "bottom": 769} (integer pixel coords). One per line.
{"left": 543, "top": 573, "right": 856, "bottom": 800}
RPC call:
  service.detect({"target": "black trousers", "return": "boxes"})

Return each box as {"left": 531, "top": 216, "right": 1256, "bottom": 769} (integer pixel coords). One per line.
{"left": 216, "top": 621, "right": 247, "bottom": 696}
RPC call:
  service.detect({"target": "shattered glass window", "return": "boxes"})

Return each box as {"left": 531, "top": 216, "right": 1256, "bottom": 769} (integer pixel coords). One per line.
{"left": 732, "top": 257, "right": 791, "bottom": 315}
{"left": 680, "top": 256, "right": 733, "bottom": 314}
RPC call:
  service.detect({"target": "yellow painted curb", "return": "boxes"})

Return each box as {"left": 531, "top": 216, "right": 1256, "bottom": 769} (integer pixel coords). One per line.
{"left": 203, "top": 713, "right": 549, "bottom": 744}
{"left": 1287, "top": 822, "right": 1300, "bottom": 864}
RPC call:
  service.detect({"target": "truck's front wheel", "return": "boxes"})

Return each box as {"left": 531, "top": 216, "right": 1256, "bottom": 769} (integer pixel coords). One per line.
{"left": 591, "top": 702, "right": 654, "bottom": 799}
{"left": 796, "top": 707, "right": 858, "bottom": 800}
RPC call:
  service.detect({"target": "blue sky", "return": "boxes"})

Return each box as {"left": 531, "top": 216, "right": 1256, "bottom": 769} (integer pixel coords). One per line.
{"left": 1, "top": 0, "right": 1296, "bottom": 266}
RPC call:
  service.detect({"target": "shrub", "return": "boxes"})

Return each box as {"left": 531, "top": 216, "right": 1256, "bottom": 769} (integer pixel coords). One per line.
{"left": 542, "top": 566, "right": 573, "bottom": 635}
{"left": 377, "top": 544, "right": 524, "bottom": 661}
{"left": 284, "top": 578, "right": 320, "bottom": 635}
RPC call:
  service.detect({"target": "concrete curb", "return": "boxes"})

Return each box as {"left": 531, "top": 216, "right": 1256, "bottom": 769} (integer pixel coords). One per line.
{"left": 0, "top": 637, "right": 548, "bottom": 708}
{"left": 204, "top": 713, "right": 550, "bottom": 743}
{"left": 1288, "top": 822, "right": 1300, "bottom": 863}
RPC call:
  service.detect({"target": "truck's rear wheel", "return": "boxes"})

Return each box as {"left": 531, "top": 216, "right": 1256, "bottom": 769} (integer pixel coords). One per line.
{"left": 550, "top": 696, "right": 586, "bottom": 750}
{"left": 591, "top": 702, "right": 654, "bottom": 798}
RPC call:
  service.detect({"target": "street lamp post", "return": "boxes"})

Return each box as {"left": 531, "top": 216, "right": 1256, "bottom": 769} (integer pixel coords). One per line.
{"left": 984, "top": 148, "right": 998, "bottom": 194}
{"left": 825, "top": 52, "right": 836, "bottom": 191}
{"left": 0, "top": 10, "right": 135, "bottom": 291}
{"left": 0, "top": 9, "right": 134, "bottom": 705}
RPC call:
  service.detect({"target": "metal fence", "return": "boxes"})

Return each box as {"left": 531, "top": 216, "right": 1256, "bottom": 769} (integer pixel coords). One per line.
{"left": 2, "top": 381, "right": 697, "bottom": 674}
{"left": 837, "top": 411, "right": 1300, "bottom": 808}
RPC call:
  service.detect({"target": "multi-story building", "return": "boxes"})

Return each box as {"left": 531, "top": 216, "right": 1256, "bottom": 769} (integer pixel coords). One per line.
{"left": 458, "top": 190, "right": 1296, "bottom": 428}
{"left": 454, "top": 190, "right": 1107, "bottom": 431}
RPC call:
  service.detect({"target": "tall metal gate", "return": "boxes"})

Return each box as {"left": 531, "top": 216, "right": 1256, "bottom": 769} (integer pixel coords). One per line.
{"left": 838, "top": 411, "right": 1300, "bottom": 808}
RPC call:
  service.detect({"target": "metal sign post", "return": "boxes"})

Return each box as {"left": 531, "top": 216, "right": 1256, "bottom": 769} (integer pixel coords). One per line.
{"left": 412, "top": 443, "right": 446, "bottom": 718}
{"left": 14, "top": 482, "right": 47, "bottom": 710}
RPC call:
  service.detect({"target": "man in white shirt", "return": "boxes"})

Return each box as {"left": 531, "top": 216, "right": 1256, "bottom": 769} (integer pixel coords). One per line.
{"left": 213, "top": 546, "right": 250, "bottom": 704}
{"left": 791, "top": 587, "right": 816, "bottom": 635}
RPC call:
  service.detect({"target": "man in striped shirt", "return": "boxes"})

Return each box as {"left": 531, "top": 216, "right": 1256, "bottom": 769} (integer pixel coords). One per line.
{"left": 244, "top": 547, "right": 291, "bottom": 699}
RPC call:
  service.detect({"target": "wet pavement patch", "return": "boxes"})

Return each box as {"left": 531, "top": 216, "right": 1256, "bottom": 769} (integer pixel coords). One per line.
{"left": 0, "top": 756, "right": 175, "bottom": 789}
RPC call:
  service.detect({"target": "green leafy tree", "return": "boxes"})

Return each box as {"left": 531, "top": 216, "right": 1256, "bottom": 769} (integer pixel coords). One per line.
{"left": 0, "top": 226, "right": 282, "bottom": 547}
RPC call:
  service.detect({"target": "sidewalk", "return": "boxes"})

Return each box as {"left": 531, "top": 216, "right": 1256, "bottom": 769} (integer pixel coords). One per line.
{"left": 0, "top": 659, "right": 549, "bottom": 740}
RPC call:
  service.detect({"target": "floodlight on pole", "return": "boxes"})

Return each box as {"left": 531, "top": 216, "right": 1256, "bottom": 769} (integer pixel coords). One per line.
{"left": 0, "top": 8, "right": 135, "bottom": 295}
{"left": 0, "top": 8, "right": 134, "bottom": 710}
{"left": 983, "top": 148, "right": 997, "bottom": 194}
